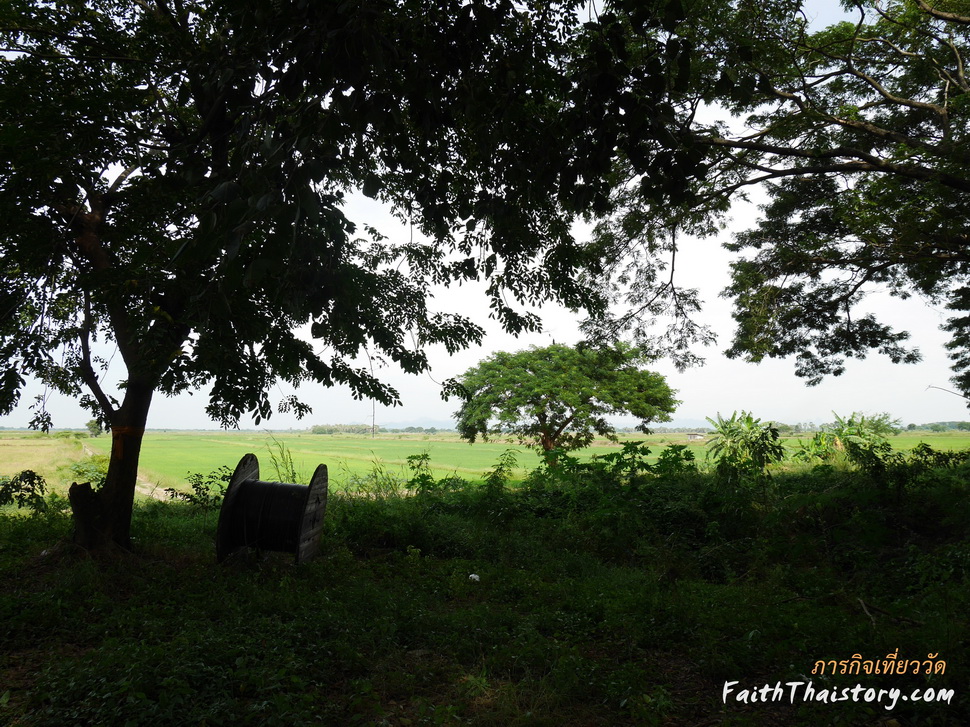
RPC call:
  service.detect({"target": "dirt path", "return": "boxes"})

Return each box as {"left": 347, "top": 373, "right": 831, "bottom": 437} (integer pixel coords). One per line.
{"left": 80, "top": 443, "right": 168, "bottom": 501}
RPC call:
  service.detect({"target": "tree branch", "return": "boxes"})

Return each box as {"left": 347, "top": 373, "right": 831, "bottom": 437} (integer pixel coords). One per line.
{"left": 79, "top": 293, "right": 118, "bottom": 420}
{"left": 550, "top": 413, "right": 576, "bottom": 443}
{"left": 914, "top": 0, "right": 970, "bottom": 26}
{"left": 700, "top": 134, "right": 970, "bottom": 192}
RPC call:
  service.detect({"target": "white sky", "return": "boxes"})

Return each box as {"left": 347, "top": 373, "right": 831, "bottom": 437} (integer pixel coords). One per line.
{"left": 3, "top": 0, "right": 968, "bottom": 431}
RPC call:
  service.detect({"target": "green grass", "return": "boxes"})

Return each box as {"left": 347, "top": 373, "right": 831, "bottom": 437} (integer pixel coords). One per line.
{"left": 7, "top": 428, "right": 970, "bottom": 498}
{"left": 783, "top": 431, "right": 970, "bottom": 452}
{"left": 0, "top": 435, "right": 85, "bottom": 489}
{"left": 81, "top": 431, "right": 541, "bottom": 490}
{"left": 78, "top": 429, "right": 970, "bottom": 493}
{"left": 1, "top": 453, "right": 968, "bottom": 726}
{"left": 79, "top": 431, "right": 716, "bottom": 492}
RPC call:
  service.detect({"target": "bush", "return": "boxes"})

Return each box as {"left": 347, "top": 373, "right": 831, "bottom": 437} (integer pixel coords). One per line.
{"left": 165, "top": 466, "right": 232, "bottom": 513}
{"left": 67, "top": 455, "right": 110, "bottom": 489}
{"left": 705, "top": 411, "right": 785, "bottom": 484}
{"left": 0, "top": 469, "right": 48, "bottom": 514}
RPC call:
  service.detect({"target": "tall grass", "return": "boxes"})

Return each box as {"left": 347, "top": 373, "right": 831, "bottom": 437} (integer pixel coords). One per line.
{"left": 1, "top": 443, "right": 968, "bottom": 725}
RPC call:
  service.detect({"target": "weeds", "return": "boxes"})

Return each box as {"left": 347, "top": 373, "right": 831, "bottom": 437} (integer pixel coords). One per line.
{"left": 266, "top": 436, "right": 306, "bottom": 483}
{"left": 340, "top": 459, "right": 406, "bottom": 499}
{"left": 164, "top": 465, "right": 231, "bottom": 529}
{"left": 1, "top": 444, "right": 968, "bottom": 725}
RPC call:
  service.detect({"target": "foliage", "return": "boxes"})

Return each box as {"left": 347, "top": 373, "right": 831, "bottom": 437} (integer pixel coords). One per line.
{"left": 583, "top": 0, "right": 970, "bottom": 399}
{"left": 339, "top": 460, "right": 406, "bottom": 500}
{"left": 449, "top": 342, "right": 678, "bottom": 454}
{"left": 0, "top": 0, "right": 611, "bottom": 429}
{"left": 85, "top": 420, "right": 101, "bottom": 438}
{"left": 524, "top": 441, "right": 698, "bottom": 498}
{"left": 0, "top": 469, "right": 48, "bottom": 514}
{"left": 795, "top": 411, "right": 902, "bottom": 463}
{"left": 164, "top": 466, "right": 231, "bottom": 514}
{"left": 67, "top": 455, "right": 111, "bottom": 490}
{"left": 829, "top": 411, "right": 902, "bottom": 441}
{"left": 0, "top": 0, "right": 626, "bottom": 547}
{"left": 842, "top": 439, "right": 970, "bottom": 497}
{"left": 4, "top": 446, "right": 970, "bottom": 724}
{"left": 482, "top": 449, "right": 519, "bottom": 495}
{"left": 705, "top": 411, "right": 786, "bottom": 481}
{"left": 309, "top": 424, "right": 376, "bottom": 436}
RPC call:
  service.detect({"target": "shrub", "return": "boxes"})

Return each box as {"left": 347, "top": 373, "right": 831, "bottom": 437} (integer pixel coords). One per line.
{"left": 0, "top": 470, "right": 48, "bottom": 514}
{"left": 67, "top": 455, "right": 110, "bottom": 489}
{"left": 165, "top": 466, "right": 232, "bottom": 513}
{"left": 795, "top": 411, "right": 901, "bottom": 463}
{"left": 705, "top": 411, "right": 785, "bottom": 483}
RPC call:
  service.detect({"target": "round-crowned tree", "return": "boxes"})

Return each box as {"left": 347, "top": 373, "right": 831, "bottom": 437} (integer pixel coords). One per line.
{"left": 448, "top": 343, "right": 678, "bottom": 454}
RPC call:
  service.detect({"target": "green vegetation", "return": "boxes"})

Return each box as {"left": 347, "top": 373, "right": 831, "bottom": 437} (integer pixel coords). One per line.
{"left": 450, "top": 343, "right": 678, "bottom": 454}
{"left": 586, "top": 0, "right": 970, "bottom": 398}
{"left": 2, "top": 440, "right": 968, "bottom": 725}
{"left": 4, "top": 426, "right": 970, "bottom": 498}
{"left": 1, "top": 0, "right": 620, "bottom": 550}
{"left": 705, "top": 411, "right": 786, "bottom": 483}
{"left": 82, "top": 432, "right": 543, "bottom": 492}
{"left": 0, "top": 470, "right": 48, "bottom": 514}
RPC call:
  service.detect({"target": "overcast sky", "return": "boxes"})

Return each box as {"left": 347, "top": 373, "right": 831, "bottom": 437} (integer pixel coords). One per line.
{"left": 4, "top": 0, "right": 967, "bottom": 431}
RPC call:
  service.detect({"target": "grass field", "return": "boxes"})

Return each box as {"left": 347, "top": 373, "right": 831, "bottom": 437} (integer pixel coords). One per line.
{"left": 80, "top": 431, "right": 720, "bottom": 492}
{"left": 3, "top": 429, "right": 970, "bottom": 496}
{"left": 2, "top": 442, "right": 969, "bottom": 725}
{"left": 0, "top": 434, "right": 85, "bottom": 487}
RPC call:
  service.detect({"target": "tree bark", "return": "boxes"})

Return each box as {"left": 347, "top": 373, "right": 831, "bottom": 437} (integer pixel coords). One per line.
{"left": 69, "top": 378, "right": 154, "bottom": 550}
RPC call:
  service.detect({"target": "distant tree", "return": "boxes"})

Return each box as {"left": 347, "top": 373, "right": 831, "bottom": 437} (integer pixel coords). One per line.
{"left": 0, "top": 0, "right": 625, "bottom": 549}
{"left": 85, "top": 420, "right": 101, "bottom": 438}
{"left": 449, "top": 343, "right": 678, "bottom": 455}
{"left": 930, "top": 423, "right": 948, "bottom": 433}
{"left": 956, "top": 422, "right": 970, "bottom": 432}
{"left": 907, "top": 423, "right": 918, "bottom": 431}
{"left": 827, "top": 412, "right": 901, "bottom": 442}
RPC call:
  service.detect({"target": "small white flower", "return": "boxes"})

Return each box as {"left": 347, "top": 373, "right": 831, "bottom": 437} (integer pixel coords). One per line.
{"left": 468, "top": 573, "right": 480, "bottom": 582}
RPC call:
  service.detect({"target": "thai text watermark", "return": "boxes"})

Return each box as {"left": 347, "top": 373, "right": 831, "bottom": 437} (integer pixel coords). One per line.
{"left": 722, "top": 681, "right": 955, "bottom": 711}
{"left": 811, "top": 649, "right": 945, "bottom": 677}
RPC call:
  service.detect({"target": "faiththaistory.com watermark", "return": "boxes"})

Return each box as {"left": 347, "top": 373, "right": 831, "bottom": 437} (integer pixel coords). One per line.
{"left": 722, "top": 680, "right": 954, "bottom": 712}
{"left": 722, "top": 650, "right": 954, "bottom": 712}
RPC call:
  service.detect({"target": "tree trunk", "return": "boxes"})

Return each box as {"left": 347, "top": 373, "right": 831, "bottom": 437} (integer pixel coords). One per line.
{"left": 538, "top": 431, "right": 562, "bottom": 468}
{"left": 69, "top": 379, "right": 154, "bottom": 551}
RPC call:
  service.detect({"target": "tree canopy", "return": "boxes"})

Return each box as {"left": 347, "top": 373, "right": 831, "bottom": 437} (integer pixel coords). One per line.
{"left": 584, "top": 0, "right": 970, "bottom": 396}
{"left": 448, "top": 343, "right": 678, "bottom": 453}
{"left": 0, "top": 0, "right": 638, "bottom": 547}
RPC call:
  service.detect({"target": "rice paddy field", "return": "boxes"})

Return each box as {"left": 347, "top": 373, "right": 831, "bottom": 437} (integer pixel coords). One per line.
{"left": 83, "top": 430, "right": 677, "bottom": 491}
{"left": 2, "top": 428, "right": 970, "bottom": 495}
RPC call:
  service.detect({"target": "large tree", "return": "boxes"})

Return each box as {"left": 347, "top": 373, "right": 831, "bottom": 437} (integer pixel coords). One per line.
{"left": 449, "top": 342, "right": 678, "bottom": 453}
{"left": 0, "top": 0, "right": 645, "bottom": 549}
{"left": 583, "top": 0, "right": 970, "bottom": 395}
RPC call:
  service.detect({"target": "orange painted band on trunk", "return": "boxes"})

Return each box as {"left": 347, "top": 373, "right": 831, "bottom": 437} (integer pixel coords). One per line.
{"left": 111, "top": 427, "right": 146, "bottom": 435}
